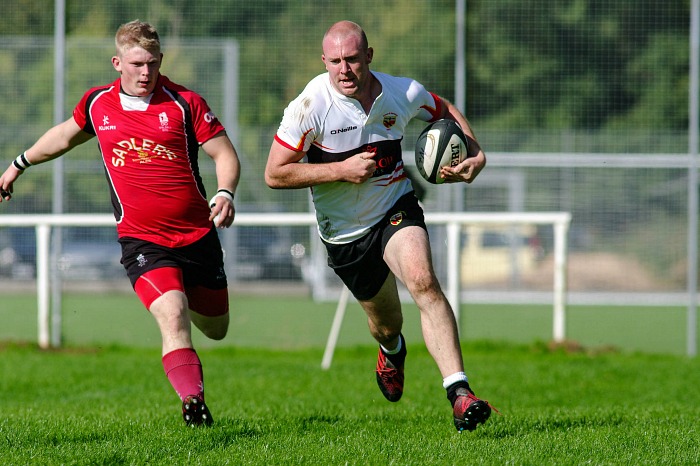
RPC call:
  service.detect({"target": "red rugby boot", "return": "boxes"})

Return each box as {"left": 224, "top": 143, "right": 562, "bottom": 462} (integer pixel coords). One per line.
{"left": 375, "top": 348, "right": 405, "bottom": 402}
{"left": 452, "top": 387, "right": 491, "bottom": 432}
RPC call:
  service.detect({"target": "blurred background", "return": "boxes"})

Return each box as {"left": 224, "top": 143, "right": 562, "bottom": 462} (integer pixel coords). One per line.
{"left": 0, "top": 1, "right": 697, "bottom": 352}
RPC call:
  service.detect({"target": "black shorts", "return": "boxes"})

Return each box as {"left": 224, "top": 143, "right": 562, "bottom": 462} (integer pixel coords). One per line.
{"left": 119, "top": 228, "right": 227, "bottom": 289}
{"left": 323, "top": 191, "right": 427, "bottom": 300}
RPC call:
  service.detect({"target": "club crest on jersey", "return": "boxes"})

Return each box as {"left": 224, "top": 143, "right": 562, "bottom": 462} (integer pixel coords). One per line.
{"left": 390, "top": 211, "right": 405, "bottom": 226}
{"left": 383, "top": 112, "right": 397, "bottom": 129}
{"left": 159, "top": 112, "right": 170, "bottom": 131}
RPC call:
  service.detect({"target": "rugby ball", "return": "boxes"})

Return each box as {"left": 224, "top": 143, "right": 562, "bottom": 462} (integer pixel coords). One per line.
{"left": 414, "top": 119, "right": 469, "bottom": 184}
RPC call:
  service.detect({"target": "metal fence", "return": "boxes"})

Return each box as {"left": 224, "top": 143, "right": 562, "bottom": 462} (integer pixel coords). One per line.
{"left": 0, "top": 0, "right": 697, "bottom": 355}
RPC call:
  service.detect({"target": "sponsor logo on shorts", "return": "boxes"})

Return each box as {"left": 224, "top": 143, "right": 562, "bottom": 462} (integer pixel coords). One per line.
{"left": 390, "top": 211, "right": 405, "bottom": 226}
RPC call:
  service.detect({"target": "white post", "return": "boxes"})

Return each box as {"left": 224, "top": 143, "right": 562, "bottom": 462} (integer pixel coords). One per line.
{"left": 687, "top": 0, "right": 699, "bottom": 357}
{"left": 446, "top": 221, "right": 462, "bottom": 326}
{"left": 552, "top": 218, "right": 570, "bottom": 342}
{"left": 321, "top": 286, "right": 351, "bottom": 370}
{"left": 51, "top": 0, "right": 66, "bottom": 350}
{"left": 36, "top": 224, "right": 51, "bottom": 349}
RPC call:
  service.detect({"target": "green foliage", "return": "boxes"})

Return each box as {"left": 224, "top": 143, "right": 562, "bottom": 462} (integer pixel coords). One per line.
{"left": 469, "top": 0, "right": 688, "bottom": 135}
{"left": 0, "top": 0, "right": 53, "bottom": 35}
{"left": 1, "top": 1, "right": 691, "bottom": 137}
{"left": 0, "top": 0, "right": 695, "bottom": 258}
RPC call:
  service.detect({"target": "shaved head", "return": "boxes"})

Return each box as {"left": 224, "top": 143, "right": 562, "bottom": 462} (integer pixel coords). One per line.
{"left": 322, "top": 21, "right": 368, "bottom": 52}
{"left": 321, "top": 21, "right": 375, "bottom": 106}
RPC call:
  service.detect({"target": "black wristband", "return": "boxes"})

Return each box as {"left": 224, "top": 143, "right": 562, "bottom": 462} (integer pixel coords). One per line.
{"left": 217, "top": 188, "right": 234, "bottom": 199}
{"left": 13, "top": 152, "right": 32, "bottom": 171}
{"left": 20, "top": 152, "right": 31, "bottom": 167}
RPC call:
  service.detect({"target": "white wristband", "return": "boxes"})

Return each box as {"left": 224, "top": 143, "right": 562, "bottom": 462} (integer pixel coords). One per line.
{"left": 13, "top": 152, "right": 32, "bottom": 171}
{"left": 208, "top": 190, "right": 234, "bottom": 207}
{"left": 209, "top": 190, "right": 234, "bottom": 228}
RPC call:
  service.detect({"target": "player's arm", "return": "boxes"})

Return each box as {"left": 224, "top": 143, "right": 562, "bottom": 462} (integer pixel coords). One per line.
{"left": 201, "top": 131, "right": 240, "bottom": 228}
{"left": 435, "top": 96, "right": 486, "bottom": 184}
{"left": 265, "top": 138, "right": 376, "bottom": 189}
{"left": 0, "top": 117, "right": 93, "bottom": 201}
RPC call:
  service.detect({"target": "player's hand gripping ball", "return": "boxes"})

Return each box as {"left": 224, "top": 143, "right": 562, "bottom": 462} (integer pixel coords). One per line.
{"left": 414, "top": 119, "right": 472, "bottom": 184}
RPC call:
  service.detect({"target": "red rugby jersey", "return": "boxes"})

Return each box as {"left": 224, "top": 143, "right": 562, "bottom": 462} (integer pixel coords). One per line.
{"left": 73, "top": 75, "right": 225, "bottom": 247}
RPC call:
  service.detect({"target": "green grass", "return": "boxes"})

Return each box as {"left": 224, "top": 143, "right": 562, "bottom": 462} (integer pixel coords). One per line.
{"left": 0, "top": 292, "right": 693, "bottom": 354}
{"left": 1, "top": 292, "right": 699, "bottom": 463}
{"left": 0, "top": 341, "right": 698, "bottom": 465}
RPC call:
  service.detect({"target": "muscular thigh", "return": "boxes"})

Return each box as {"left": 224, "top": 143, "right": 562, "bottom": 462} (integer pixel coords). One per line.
{"left": 121, "top": 229, "right": 228, "bottom": 315}
{"left": 383, "top": 226, "right": 436, "bottom": 286}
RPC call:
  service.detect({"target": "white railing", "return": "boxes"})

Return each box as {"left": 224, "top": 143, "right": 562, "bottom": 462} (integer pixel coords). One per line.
{"left": 0, "top": 212, "right": 571, "bottom": 349}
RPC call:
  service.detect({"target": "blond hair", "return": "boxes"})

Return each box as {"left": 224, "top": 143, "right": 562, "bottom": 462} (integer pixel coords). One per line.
{"left": 115, "top": 20, "right": 160, "bottom": 56}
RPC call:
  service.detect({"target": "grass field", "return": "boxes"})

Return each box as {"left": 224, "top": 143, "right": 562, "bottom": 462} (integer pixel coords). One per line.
{"left": 1, "top": 292, "right": 699, "bottom": 464}
{"left": 0, "top": 292, "right": 693, "bottom": 354}
{"left": 1, "top": 341, "right": 698, "bottom": 465}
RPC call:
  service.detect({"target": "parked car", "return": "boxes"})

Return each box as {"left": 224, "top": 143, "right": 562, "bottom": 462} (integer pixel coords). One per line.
{"left": 460, "top": 224, "right": 543, "bottom": 287}
{"left": 0, "top": 227, "right": 36, "bottom": 279}
{"left": 225, "top": 225, "right": 307, "bottom": 281}
{"left": 56, "top": 227, "right": 124, "bottom": 280}
{"left": 2, "top": 222, "right": 310, "bottom": 283}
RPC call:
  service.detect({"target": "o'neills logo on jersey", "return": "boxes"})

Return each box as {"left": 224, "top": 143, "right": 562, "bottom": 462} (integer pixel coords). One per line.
{"left": 389, "top": 211, "right": 404, "bottom": 226}
{"left": 99, "top": 115, "right": 117, "bottom": 131}
{"left": 111, "top": 137, "right": 178, "bottom": 167}
{"left": 330, "top": 125, "right": 358, "bottom": 135}
{"left": 383, "top": 113, "right": 397, "bottom": 129}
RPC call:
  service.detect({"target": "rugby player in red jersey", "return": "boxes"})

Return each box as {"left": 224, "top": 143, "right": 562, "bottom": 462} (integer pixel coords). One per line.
{"left": 0, "top": 20, "right": 240, "bottom": 427}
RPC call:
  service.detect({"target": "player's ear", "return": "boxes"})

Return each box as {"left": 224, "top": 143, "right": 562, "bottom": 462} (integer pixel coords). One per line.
{"left": 111, "top": 56, "right": 121, "bottom": 72}
{"left": 366, "top": 47, "right": 373, "bottom": 64}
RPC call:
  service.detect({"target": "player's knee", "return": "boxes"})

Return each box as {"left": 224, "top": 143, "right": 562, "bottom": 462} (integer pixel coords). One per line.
{"left": 202, "top": 326, "right": 228, "bottom": 341}
{"left": 375, "top": 326, "right": 401, "bottom": 344}
{"left": 191, "top": 312, "right": 229, "bottom": 341}
{"left": 405, "top": 269, "right": 439, "bottom": 296}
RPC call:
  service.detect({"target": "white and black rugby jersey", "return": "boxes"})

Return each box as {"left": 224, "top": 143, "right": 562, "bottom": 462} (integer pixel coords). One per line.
{"left": 274, "top": 71, "right": 442, "bottom": 243}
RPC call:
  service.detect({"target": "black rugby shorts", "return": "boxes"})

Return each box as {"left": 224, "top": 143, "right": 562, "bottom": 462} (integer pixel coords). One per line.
{"left": 323, "top": 191, "right": 427, "bottom": 300}
{"left": 119, "top": 228, "right": 227, "bottom": 290}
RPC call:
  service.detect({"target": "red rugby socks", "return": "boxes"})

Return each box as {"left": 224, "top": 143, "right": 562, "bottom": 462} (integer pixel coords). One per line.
{"left": 162, "top": 348, "right": 205, "bottom": 401}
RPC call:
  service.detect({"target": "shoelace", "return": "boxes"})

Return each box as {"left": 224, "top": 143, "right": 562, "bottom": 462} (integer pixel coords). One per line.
{"left": 459, "top": 393, "right": 502, "bottom": 416}
{"left": 377, "top": 365, "right": 398, "bottom": 378}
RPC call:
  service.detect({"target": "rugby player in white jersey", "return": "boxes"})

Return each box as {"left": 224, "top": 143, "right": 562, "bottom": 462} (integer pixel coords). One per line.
{"left": 265, "top": 20, "right": 492, "bottom": 432}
